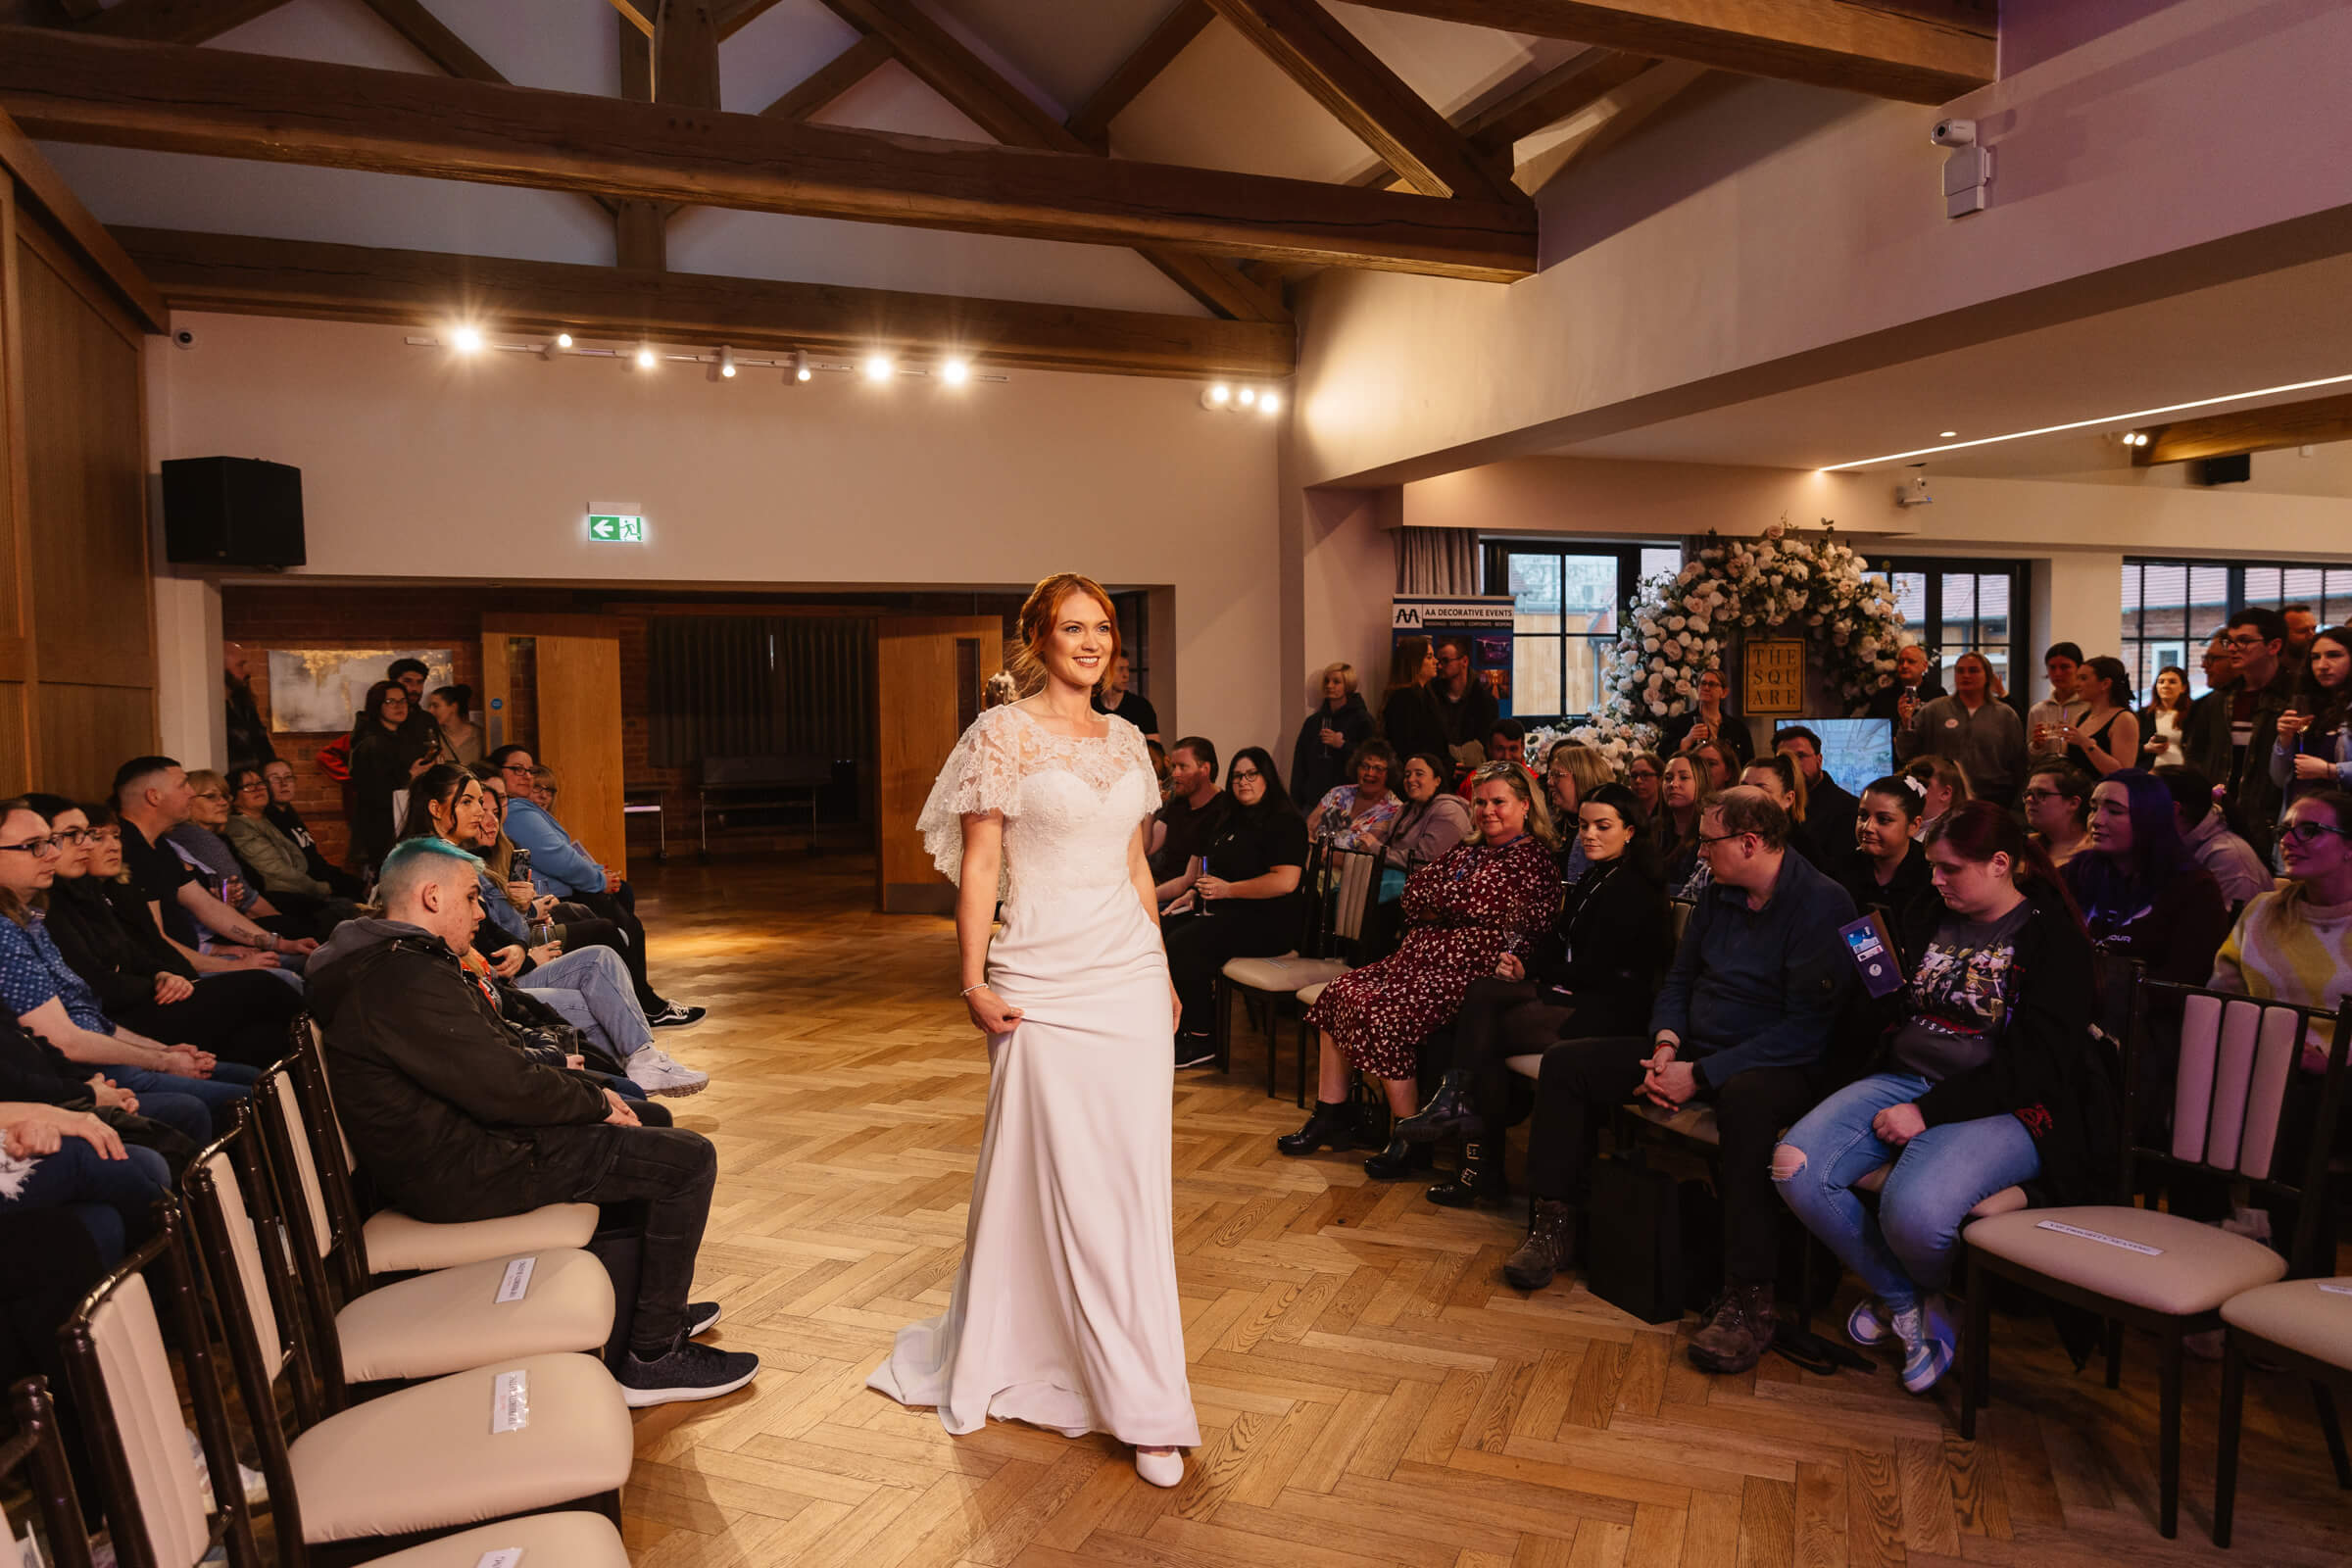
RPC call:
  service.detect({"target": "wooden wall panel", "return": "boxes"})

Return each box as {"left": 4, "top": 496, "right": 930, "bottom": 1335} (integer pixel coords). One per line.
{"left": 874, "top": 615, "right": 1003, "bottom": 913}
{"left": 0, "top": 180, "right": 30, "bottom": 783}
{"left": 0, "top": 683, "right": 25, "bottom": 796}
{"left": 35, "top": 683, "right": 154, "bottom": 802}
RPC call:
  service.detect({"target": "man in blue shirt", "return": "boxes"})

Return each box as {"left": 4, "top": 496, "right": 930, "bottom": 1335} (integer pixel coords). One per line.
{"left": 1503, "top": 787, "right": 1857, "bottom": 1373}
{"left": 486, "top": 747, "right": 702, "bottom": 1029}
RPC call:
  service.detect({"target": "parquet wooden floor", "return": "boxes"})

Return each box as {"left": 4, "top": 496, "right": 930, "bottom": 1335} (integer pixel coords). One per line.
{"left": 619, "top": 854, "right": 2352, "bottom": 1567}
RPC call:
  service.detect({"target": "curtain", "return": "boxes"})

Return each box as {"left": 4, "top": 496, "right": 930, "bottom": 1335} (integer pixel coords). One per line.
{"left": 647, "top": 615, "right": 875, "bottom": 767}
{"left": 1396, "top": 527, "right": 1481, "bottom": 596}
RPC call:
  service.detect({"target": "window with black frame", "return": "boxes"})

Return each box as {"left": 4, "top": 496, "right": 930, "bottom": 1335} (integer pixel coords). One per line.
{"left": 1870, "top": 557, "right": 2031, "bottom": 702}
{"left": 2123, "top": 559, "right": 2352, "bottom": 698}
{"left": 1481, "top": 541, "right": 1683, "bottom": 722}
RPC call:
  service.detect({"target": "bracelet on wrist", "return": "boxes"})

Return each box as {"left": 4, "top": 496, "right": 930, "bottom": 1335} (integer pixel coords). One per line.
{"left": 960, "top": 983, "right": 988, "bottom": 997}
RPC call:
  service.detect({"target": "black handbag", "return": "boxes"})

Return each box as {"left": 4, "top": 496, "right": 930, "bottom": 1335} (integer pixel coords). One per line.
{"left": 1585, "top": 1149, "right": 1690, "bottom": 1324}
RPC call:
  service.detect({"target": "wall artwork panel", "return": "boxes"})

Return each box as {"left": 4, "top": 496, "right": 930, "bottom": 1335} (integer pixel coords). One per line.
{"left": 267, "top": 648, "right": 454, "bottom": 732}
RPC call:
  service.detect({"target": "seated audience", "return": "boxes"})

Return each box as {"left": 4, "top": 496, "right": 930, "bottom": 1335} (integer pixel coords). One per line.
{"left": 2211, "top": 790, "right": 2352, "bottom": 1064}
{"left": 1380, "top": 637, "right": 1449, "bottom": 767}
{"left": 1161, "top": 747, "right": 1309, "bottom": 1069}
{"left": 0, "top": 1101, "right": 170, "bottom": 1269}
{"left": 1625, "top": 751, "right": 1665, "bottom": 828}
{"left": 2022, "top": 764, "right": 2093, "bottom": 868}
{"left": 1774, "top": 802, "right": 2096, "bottom": 1394}
{"left": 1838, "top": 775, "right": 1934, "bottom": 943}
{"left": 1542, "top": 742, "right": 1617, "bottom": 885}
{"left": 1658, "top": 754, "right": 1716, "bottom": 895}
{"left": 488, "top": 746, "right": 704, "bottom": 1028}
{"left": 2065, "top": 769, "right": 2233, "bottom": 986}
{"left": 2156, "top": 765, "right": 2274, "bottom": 909}
{"left": 1664, "top": 668, "right": 1755, "bottom": 773}
{"left": 1378, "top": 753, "right": 1473, "bottom": 905}
{"left": 1777, "top": 727, "right": 1857, "bottom": 867}
{"left": 1689, "top": 738, "right": 1740, "bottom": 794}
{"left": 2272, "top": 623, "right": 2352, "bottom": 825}
{"left": 2140, "top": 664, "right": 2193, "bottom": 767}
{"left": 1291, "top": 662, "right": 1372, "bottom": 811}
{"left": 350, "top": 678, "right": 437, "bottom": 871}
{"left": 423, "top": 683, "right": 484, "bottom": 765}
{"left": 0, "top": 1004, "right": 208, "bottom": 1165}
{"left": 1900, "top": 756, "right": 1968, "bottom": 840}
{"left": 1503, "top": 787, "right": 1856, "bottom": 1374}
{"left": 1456, "top": 718, "right": 1532, "bottom": 796}
{"left": 223, "top": 765, "right": 362, "bottom": 925}
{"left": 1146, "top": 736, "right": 1229, "bottom": 895}
{"left": 1740, "top": 757, "right": 1814, "bottom": 864}
{"left": 307, "top": 837, "right": 756, "bottom": 1407}
{"left": 1870, "top": 643, "right": 1946, "bottom": 725}
{"left": 29, "top": 798, "right": 299, "bottom": 1070}
{"left": 0, "top": 799, "right": 255, "bottom": 1139}
{"left": 399, "top": 766, "right": 708, "bottom": 1097}
{"left": 113, "top": 758, "right": 318, "bottom": 986}
{"left": 171, "top": 769, "right": 343, "bottom": 943}
{"left": 1399, "top": 783, "right": 1670, "bottom": 1208}
{"left": 1306, "top": 739, "right": 1403, "bottom": 853}
{"left": 1282, "top": 765, "right": 1560, "bottom": 1177}
{"left": 261, "top": 759, "right": 366, "bottom": 900}
{"left": 2048, "top": 656, "right": 2139, "bottom": 779}
{"left": 1898, "top": 652, "right": 2027, "bottom": 807}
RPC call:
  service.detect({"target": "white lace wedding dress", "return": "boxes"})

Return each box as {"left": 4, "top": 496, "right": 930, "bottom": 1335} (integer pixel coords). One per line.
{"left": 866, "top": 704, "right": 1200, "bottom": 1447}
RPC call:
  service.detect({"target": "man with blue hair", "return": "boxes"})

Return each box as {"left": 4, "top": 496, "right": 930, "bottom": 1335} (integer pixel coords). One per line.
{"left": 307, "top": 837, "right": 757, "bottom": 1408}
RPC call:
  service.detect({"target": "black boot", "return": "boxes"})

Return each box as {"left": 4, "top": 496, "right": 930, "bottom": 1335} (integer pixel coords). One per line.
{"left": 1425, "top": 1141, "right": 1510, "bottom": 1208}
{"left": 1502, "top": 1198, "right": 1576, "bottom": 1290}
{"left": 1278, "top": 1101, "right": 1361, "bottom": 1157}
{"left": 1394, "top": 1069, "right": 1482, "bottom": 1146}
{"left": 1362, "top": 1134, "right": 1436, "bottom": 1181}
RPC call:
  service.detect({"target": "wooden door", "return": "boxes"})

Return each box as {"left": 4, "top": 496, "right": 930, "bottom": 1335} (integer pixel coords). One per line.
{"left": 481, "top": 614, "right": 628, "bottom": 879}
{"left": 875, "top": 615, "right": 1004, "bottom": 914}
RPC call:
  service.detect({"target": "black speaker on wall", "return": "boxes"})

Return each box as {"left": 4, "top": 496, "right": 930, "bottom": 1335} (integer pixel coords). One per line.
{"left": 161, "top": 457, "right": 306, "bottom": 567}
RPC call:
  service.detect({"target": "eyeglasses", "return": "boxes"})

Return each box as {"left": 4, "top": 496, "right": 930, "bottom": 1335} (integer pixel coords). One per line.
{"left": 50, "top": 828, "right": 90, "bottom": 846}
{"left": 236, "top": 780, "right": 269, "bottom": 794}
{"left": 2020, "top": 788, "right": 2058, "bottom": 804}
{"left": 1694, "top": 831, "right": 1750, "bottom": 849}
{"left": 2282, "top": 820, "right": 2352, "bottom": 845}
{"left": 0, "top": 837, "right": 61, "bottom": 857}
{"left": 2226, "top": 633, "right": 2271, "bottom": 650}
{"left": 501, "top": 763, "right": 533, "bottom": 776}
{"left": 1229, "top": 768, "right": 1262, "bottom": 781}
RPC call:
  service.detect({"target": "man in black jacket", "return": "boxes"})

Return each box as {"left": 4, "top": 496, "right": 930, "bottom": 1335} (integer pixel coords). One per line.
{"left": 305, "top": 836, "right": 758, "bottom": 1409}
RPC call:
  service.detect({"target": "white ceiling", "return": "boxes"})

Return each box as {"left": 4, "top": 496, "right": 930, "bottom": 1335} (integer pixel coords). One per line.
{"left": 1545, "top": 247, "right": 2352, "bottom": 493}
{"left": 40, "top": 0, "right": 1580, "bottom": 315}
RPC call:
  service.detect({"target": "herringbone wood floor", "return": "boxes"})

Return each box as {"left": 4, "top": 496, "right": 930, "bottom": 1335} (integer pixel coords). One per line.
{"left": 618, "top": 854, "right": 2352, "bottom": 1566}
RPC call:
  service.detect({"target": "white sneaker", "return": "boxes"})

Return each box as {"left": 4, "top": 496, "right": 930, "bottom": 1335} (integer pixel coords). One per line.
{"left": 626, "top": 1045, "right": 710, "bottom": 1098}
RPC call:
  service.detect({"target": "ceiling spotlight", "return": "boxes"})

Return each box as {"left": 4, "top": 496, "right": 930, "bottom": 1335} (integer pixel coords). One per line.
{"left": 634, "top": 346, "right": 658, "bottom": 369}
{"left": 1258, "top": 391, "right": 1281, "bottom": 416}
{"left": 863, "top": 354, "right": 894, "bottom": 382}
{"left": 1237, "top": 386, "right": 1257, "bottom": 407}
{"left": 555, "top": 332, "right": 574, "bottom": 350}
{"left": 539, "top": 331, "right": 572, "bottom": 361}
{"left": 939, "top": 357, "right": 971, "bottom": 386}
{"left": 1938, "top": 430, "right": 1958, "bottom": 439}
{"left": 450, "top": 325, "right": 484, "bottom": 355}
{"left": 717, "top": 345, "right": 737, "bottom": 379}
{"left": 793, "top": 350, "right": 811, "bottom": 383}
{"left": 1208, "top": 383, "right": 1232, "bottom": 406}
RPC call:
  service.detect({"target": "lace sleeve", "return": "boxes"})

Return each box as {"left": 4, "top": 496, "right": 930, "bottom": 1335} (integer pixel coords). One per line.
{"left": 917, "top": 709, "right": 1023, "bottom": 885}
{"left": 1112, "top": 716, "right": 1160, "bottom": 830}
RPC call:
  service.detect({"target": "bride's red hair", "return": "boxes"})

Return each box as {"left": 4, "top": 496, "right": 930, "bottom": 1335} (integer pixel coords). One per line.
{"left": 1008, "top": 572, "right": 1119, "bottom": 697}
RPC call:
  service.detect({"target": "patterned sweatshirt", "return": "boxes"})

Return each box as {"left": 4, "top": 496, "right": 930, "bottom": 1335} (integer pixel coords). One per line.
{"left": 2210, "top": 884, "right": 2352, "bottom": 1065}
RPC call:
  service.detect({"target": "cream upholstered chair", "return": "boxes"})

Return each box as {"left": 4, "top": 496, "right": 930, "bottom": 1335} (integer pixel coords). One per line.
{"left": 1214, "top": 842, "right": 1379, "bottom": 1102}
{"left": 1958, "top": 983, "right": 2352, "bottom": 1541}
{"left": 2213, "top": 1273, "right": 2352, "bottom": 1546}
{"left": 57, "top": 1206, "right": 259, "bottom": 1568}
{"left": 2, "top": 1377, "right": 96, "bottom": 1568}
{"left": 250, "top": 1069, "right": 614, "bottom": 1397}
{"left": 291, "top": 1019, "right": 599, "bottom": 1287}
{"left": 180, "top": 1127, "right": 634, "bottom": 1566}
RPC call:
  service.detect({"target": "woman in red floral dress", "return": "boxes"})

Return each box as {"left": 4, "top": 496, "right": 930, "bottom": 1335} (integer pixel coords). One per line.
{"left": 1281, "top": 763, "right": 1562, "bottom": 1178}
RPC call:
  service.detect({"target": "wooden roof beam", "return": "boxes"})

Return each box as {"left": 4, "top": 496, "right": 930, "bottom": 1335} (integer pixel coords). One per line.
{"left": 1340, "top": 1, "right": 1994, "bottom": 105}
{"left": 1066, "top": 0, "right": 1214, "bottom": 154}
{"left": 1460, "top": 47, "right": 1660, "bottom": 160}
{"left": 2132, "top": 391, "right": 2352, "bottom": 467}
{"left": 0, "top": 26, "right": 1536, "bottom": 278}
{"left": 76, "top": 0, "right": 288, "bottom": 44}
{"left": 115, "top": 226, "right": 1297, "bottom": 379}
{"left": 1203, "top": 0, "right": 1522, "bottom": 203}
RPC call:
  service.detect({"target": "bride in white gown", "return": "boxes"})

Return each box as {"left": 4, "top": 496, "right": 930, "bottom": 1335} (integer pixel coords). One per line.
{"left": 867, "top": 572, "right": 1199, "bottom": 1487}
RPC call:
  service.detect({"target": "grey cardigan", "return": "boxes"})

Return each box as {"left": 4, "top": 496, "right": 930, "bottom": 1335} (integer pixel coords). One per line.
{"left": 1382, "top": 794, "right": 1473, "bottom": 871}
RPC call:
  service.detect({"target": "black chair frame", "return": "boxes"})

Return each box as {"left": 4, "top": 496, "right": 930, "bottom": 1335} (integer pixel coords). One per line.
{"left": 1, "top": 1376, "right": 96, "bottom": 1568}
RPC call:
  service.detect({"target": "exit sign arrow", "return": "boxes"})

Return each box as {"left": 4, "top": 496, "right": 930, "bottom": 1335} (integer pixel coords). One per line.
{"left": 586, "top": 514, "right": 645, "bottom": 543}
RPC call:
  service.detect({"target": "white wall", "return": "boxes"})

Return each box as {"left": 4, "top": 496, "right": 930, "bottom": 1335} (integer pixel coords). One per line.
{"left": 152, "top": 313, "right": 1284, "bottom": 757}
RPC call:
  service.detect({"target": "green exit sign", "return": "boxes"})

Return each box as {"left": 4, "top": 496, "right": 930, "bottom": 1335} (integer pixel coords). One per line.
{"left": 586, "top": 514, "right": 645, "bottom": 543}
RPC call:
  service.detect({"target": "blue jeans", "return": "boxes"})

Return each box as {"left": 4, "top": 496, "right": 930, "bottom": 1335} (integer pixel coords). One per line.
{"left": 1, "top": 1138, "right": 172, "bottom": 1266}
{"left": 1774, "top": 1071, "right": 2041, "bottom": 1311}
{"left": 522, "top": 945, "right": 654, "bottom": 1061}
{"left": 113, "top": 1061, "right": 258, "bottom": 1141}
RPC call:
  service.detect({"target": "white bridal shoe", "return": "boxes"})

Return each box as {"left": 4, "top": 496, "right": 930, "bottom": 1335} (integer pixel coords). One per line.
{"left": 1134, "top": 1447, "right": 1184, "bottom": 1488}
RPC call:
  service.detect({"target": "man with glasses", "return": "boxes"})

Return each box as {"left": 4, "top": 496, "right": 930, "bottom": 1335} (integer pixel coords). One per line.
{"left": 2201, "top": 609, "right": 2298, "bottom": 861}
{"left": 1504, "top": 788, "right": 1855, "bottom": 1377}
{"left": 1426, "top": 637, "right": 1498, "bottom": 763}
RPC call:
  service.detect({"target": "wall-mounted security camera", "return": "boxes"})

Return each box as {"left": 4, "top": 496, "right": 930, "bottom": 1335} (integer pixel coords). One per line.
{"left": 1930, "top": 119, "right": 1978, "bottom": 147}
{"left": 1933, "top": 117, "right": 1991, "bottom": 217}
{"left": 172, "top": 327, "right": 198, "bottom": 350}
